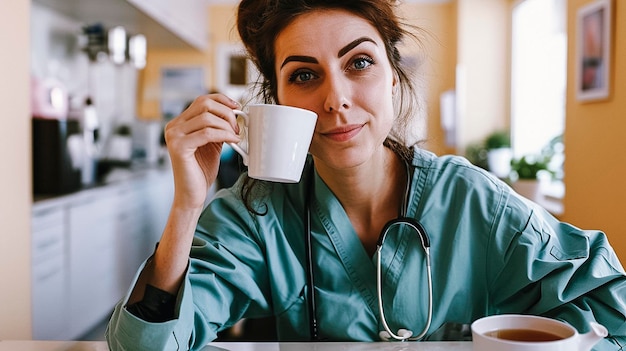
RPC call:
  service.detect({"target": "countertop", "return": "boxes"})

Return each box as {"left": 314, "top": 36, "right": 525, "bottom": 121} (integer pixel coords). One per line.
{"left": 0, "top": 341, "right": 472, "bottom": 351}
{"left": 33, "top": 162, "right": 172, "bottom": 205}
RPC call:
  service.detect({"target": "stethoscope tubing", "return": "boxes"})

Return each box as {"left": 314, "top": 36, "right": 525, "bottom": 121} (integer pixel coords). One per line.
{"left": 304, "top": 169, "right": 319, "bottom": 340}
{"left": 376, "top": 218, "right": 433, "bottom": 341}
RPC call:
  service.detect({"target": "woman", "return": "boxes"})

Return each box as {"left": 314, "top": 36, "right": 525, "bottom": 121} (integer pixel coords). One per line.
{"left": 106, "top": 1, "right": 626, "bottom": 350}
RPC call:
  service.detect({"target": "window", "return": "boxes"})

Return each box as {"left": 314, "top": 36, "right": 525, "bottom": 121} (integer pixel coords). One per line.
{"left": 511, "top": 0, "right": 566, "bottom": 197}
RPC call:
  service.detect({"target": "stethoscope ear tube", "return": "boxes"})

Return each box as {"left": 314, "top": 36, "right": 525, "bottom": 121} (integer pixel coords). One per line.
{"left": 377, "top": 217, "right": 431, "bottom": 248}
{"left": 376, "top": 218, "right": 433, "bottom": 341}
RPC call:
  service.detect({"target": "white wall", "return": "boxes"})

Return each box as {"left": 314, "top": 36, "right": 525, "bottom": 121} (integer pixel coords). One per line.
{"left": 0, "top": 0, "right": 33, "bottom": 339}
{"left": 30, "top": 3, "right": 140, "bottom": 147}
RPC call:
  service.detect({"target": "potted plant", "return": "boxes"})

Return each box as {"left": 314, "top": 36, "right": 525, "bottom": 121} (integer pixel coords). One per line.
{"left": 465, "top": 142, "right": 489, "bottom": 171}
{"left": 485, "top": 130, "right": 512, "bottom": 179}
{"left": 510, "top": 154, "right": 552, "bottom": 201}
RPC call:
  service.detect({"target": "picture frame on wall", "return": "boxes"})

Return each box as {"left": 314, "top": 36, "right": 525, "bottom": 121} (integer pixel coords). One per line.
{"left": 216, "top": 44, "right": 258, "bottom": 102}
{"left": 576, "top": 0, "right": 613, "bottom": 102}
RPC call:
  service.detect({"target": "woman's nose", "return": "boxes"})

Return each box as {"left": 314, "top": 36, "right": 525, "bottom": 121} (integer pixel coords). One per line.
{"left": 323, "top": 75, "right": 351, "bottom": 113}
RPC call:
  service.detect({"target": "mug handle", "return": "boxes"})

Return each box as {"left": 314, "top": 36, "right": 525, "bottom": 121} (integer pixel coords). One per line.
{"left": 228, "top": 109, "right": 250, "bottom": 166}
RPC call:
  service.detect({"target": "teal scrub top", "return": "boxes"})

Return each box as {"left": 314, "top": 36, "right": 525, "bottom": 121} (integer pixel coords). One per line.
{"left": 106, "top": 149, "right": 626, "bottom": 351}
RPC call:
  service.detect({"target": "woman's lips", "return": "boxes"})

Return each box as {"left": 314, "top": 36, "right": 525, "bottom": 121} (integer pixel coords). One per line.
{"left": 321, "top": 124, "right": 364, "bottom": 142}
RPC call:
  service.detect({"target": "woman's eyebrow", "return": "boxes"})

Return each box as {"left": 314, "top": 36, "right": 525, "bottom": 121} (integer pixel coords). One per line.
{"left": 281, "top": 55, "right": 318, "bottom": 69}
{"left": 338, "top": 37, "right": 377, "bottom": 58}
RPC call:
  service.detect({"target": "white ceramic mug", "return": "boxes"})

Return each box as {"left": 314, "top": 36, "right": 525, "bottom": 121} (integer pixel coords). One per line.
{"left": 471, "top": 314, "right": 607, "bottom": 351}
{"left": 229, "top": 104, "right": 317, "bottom": 183}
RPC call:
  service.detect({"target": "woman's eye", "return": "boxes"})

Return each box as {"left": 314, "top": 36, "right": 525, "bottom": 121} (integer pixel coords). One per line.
{"left": 289, "top": 70, "right": 315, "bottom": 83}
{"left": 352, "top": 57, "right": 374, "bottom": 70}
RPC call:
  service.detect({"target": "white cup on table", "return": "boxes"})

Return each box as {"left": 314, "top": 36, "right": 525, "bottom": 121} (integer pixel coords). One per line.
{"left": 471, "top": 314, "right": 607, "bottom": 351}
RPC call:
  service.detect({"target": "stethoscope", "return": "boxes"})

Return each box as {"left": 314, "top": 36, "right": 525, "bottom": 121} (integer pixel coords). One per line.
{"left": 303, "top": 161, "right": 433, "bottom": 342}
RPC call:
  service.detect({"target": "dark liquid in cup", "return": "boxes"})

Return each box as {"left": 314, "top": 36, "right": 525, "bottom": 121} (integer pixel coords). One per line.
{"left": 485, "top": 329, "right": 564, "bottom": 342}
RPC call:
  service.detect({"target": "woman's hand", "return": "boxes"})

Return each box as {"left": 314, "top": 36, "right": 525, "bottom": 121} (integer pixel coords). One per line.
{"left": 127, "top": 94, "right": 242, "bottom": 301}
{"left": 164, "top": 94, "right": 241, "bottom": 210}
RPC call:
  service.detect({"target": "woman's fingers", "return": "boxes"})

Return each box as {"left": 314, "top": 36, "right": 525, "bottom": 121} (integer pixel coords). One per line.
{"left": 168, "top": 125, "right": 239, "bottom": 155}
{"left": 180, "top": 94, "right": 240, "bottom": 133}
{"left": 165, "top": 94, "right": 242, "bottom": 151}
{"left": 180, "top": 111, "right": 240, "bottom": 141}
{"left": 165, "top": 114, "right": 240, "bottom": 157}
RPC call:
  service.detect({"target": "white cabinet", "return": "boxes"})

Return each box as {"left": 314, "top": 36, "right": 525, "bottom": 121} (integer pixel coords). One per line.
{"left": 67, "top": 188, "right": 120, "bottom": 339}
{"left": 31, "top": 168, "right": 174, "bottom": 340}
{"left": 31, "top": 203, "right": 69, "bottom": 340}
{"left": 114, "top": 178, "right": 155, "bottom": 297}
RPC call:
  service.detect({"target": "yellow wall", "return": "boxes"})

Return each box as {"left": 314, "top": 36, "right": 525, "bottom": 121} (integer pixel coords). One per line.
{"left": 562, "top": 0, "right": 626, "bottom": 261}
{"left": 137, "top": 50, "right": 210, "bottom": 119}
{"left": 456, "top": 0, "right": 511, "bottom": 152}
{"left": 0, "top": 0, "right": 33, "bottom": 339}
{"left": 403, "top": 2, "right": 458, "bottom": 155}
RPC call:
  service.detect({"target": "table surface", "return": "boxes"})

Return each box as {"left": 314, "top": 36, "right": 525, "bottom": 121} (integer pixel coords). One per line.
{"left": 0, "top": 341, "right": 472, "bottom": 351}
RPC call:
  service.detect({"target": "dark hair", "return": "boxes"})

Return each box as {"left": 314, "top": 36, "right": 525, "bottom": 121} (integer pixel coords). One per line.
{"left": 237, "top": 0, "right": 423, "bottom": 212}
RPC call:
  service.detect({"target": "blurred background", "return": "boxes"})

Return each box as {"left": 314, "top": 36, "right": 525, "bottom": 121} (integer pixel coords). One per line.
{"left": 1, "top": 0, "right": 624, "bottom": 343}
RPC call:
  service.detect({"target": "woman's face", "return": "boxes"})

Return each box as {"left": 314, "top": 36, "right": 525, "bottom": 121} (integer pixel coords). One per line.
{"left": 274, "top": 9, "right": 396, "bottom": 171}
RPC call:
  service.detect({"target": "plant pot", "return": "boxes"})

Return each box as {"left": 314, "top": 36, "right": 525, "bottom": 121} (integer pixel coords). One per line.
{"left": 487, "top": 148, "right": 512, "bottom": 178}
{"left": 512, "top": 179, "right": 542, "bottom": 202}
